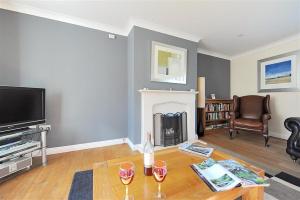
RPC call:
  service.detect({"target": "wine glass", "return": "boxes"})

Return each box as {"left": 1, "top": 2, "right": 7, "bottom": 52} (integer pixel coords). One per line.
{"left": 152, "top": 160, "right": 167, "bottom": 199}
{"left": 119, "top": 162, "right": 135, "bottom": 200}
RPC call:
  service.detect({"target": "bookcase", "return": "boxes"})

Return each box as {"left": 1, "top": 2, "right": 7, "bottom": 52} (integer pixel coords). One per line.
{"left": 204, "top": 99, "right": 233, "bottom": 130}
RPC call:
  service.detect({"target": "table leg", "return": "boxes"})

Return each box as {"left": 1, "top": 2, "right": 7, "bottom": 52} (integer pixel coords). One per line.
{"left": 242, "top": 187, "right": 264, "bottom": 200}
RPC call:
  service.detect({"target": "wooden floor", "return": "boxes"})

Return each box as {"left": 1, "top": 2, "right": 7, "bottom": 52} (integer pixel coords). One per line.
{"left": 0, "top": 144, "right": 138, "bottom": 200}
{"left": 202, "top": 129, "right": 300, "bottom": 178}
{"left": 0, "top": 131, "right": 299, "bottom": 199}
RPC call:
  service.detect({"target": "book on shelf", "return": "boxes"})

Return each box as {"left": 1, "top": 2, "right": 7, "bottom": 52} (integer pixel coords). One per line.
{"left": 179, "top": 142, "right": 214, "bottom": 157}
{"left": 206, "top": 112, "right": 230, "bottom": 121}
{"left": 206, "top": 123, "right": 229, "bottom": 130}
{"left": 191, "top": 158, "right": 269, "bottom": 192}
{"left": 205, "top": 103, "right": 231, "bottom": 112}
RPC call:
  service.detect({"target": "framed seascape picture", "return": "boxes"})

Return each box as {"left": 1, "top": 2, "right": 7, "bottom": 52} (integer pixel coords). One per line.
{"left": 258, "top": 50, "right": 300, "bottom": 92}
{"left": 151, "top": 41, "right": 187, "bottom": 84}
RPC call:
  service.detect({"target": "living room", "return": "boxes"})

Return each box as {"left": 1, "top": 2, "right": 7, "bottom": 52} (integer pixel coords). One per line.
{"left": 0, "top": 0, "right": 299, "bottom": 200}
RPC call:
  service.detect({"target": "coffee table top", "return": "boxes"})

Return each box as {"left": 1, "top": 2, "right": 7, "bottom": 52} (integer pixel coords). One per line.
{"left": 93, "top": 147, "right": 264, "bottom": 200}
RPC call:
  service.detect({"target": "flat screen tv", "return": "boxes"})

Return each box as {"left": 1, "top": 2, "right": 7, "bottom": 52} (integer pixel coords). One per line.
{"left": 0, "top": 86, "right": 45, "bottom": 133}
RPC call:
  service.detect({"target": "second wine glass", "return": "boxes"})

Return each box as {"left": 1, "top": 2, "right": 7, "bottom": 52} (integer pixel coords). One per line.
{"left": 152, "top": 160, "right": 167, "bottom": 200}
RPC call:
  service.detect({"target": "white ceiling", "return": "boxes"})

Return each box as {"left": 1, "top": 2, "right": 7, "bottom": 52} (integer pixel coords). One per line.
{"left": 1, "top": 0, "right": 300, "bottom": 58}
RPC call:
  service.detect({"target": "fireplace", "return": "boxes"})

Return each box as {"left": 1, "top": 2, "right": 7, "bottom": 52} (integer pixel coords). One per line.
{"left": 139, "top": 89, "right": 198, "bottom": 151}
{"left": 153, "top": 112, "right": 188, "bottom": 147}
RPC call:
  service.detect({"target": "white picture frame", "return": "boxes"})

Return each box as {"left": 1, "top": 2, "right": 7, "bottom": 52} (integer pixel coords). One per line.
{"left": 151, "top": 41, "right": 187, "bottom": 84}
{"left": 258, "top": 50, "right": 300, "bottom": 92}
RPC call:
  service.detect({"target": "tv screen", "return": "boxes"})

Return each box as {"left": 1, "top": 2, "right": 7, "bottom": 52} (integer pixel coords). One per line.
{"left": 0, "top": 86, "right": 45, "bottom": 133}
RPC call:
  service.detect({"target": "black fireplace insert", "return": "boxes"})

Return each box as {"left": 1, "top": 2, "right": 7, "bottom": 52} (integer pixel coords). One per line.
{"left": 153, "top": 112, "right": 187, "bottom": 147}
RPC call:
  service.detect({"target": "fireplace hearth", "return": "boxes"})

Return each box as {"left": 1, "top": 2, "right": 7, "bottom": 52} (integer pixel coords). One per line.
{"left": 153, "top": 112, "right": 187, "bottom": 147}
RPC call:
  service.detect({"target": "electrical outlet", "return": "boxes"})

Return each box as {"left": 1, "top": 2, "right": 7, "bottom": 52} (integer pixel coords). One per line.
{"left": 108, "top": 34, "right": 116, "bottom": 39}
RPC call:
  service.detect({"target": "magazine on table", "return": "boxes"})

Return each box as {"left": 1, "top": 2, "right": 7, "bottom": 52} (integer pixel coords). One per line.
{"left": 191, "top": 158, "right": 269, "bottom": 192}
{"left": 179, "top": 142, "right": 213, "bottom": 157}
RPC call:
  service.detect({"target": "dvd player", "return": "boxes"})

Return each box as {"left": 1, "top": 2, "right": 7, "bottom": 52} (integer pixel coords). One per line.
{"left": 0, "top": 140, "right": 41, "bottom": 158}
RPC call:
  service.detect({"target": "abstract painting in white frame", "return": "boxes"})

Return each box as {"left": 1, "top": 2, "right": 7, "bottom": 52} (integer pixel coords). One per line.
{"left": 151, "top": 41, "right": 187, "bottom": 84}
{"left": 258, "top": 50, "right": 300, "bottom": 92}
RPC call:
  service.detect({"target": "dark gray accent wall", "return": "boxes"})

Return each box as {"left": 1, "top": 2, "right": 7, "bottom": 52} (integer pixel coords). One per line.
{"left": 128, "top": 26, "right": 198, "bottom": 144}
{"left": 197, "top": 53, "right": 230, "bottom": 99}
{"left": 0, "top": 9, "right": 128, "bottom": 147}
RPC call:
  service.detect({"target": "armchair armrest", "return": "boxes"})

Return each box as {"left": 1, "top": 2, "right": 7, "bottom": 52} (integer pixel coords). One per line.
{"left": 229, "top": 112, "right": 239, "bottom": 129}
{"left": 262, "top": 114, "right": 271, "bottom": 136}
{"left": 284, "top": 117, "right": 300, "bottom": 155}
{"left": 284, "top": 117, "right": 300, "bottom": 133}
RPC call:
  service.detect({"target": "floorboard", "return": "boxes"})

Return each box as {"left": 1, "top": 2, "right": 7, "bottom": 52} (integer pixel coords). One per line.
{"left": 0, "top": 144, "right": 138, "bottom": 200}
{"left": 202, "top": 129, "right": 300, "bottom": 178}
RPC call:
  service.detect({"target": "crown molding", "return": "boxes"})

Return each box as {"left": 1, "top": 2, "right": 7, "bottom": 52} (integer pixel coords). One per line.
{"left": 127, "top": 18, "right": 201, "bottom": 43}
{"left": 197, "top": 48, "right": 231, "bottom": 60}
{"left": 231, "top": 33, "right": 300, "bottom": 60}
{"left": 0, "top": 1, "right": 127, "bottom": 35}
{"left": 0, "top": 1, "right": 201, "bottom": 42}
{"left": 2, "top": 1, "right": 298, "bottom": 56}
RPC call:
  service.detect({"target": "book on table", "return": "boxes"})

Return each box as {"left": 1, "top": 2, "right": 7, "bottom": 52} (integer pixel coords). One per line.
{"left": 179, "top": 142, "right": 214, "bottom": 157}
{"left": 191, "top": 158, "right": 269, "bottom": 192}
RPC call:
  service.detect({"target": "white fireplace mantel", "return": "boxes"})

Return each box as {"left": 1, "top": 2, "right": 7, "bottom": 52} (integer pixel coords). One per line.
{"left": 138, "top": 89, "right": 199, "bottom": 95}
{"left": 139, "top": 89, "right": 198, "bottom": 150}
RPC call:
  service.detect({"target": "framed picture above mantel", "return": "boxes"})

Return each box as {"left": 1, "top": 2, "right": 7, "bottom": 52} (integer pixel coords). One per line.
{"left": 151, "top": 41, "right": 187, "bottom": 84}
{"left": 257, "top": 50, "right": 300, "bottom": 92}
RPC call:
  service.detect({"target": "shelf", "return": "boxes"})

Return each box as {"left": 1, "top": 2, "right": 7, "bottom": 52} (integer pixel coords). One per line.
{"left": 205, "top": 127, "right": 230, "bottom": 130}
{"left": 203, "top": 99, "right": 233, "bottom": 131}
{"left": 206, "top": 99, "right": 233, "bottom": 103}
{"left": 206, "top": 110, "right": 232, "bottom": 113}
{"left": 0, "top": 141, "right": 41, "bottom": 162}
{"left": 206, "top": 119, "right": 230, "bottom": 123}
{"left": 0, "top": 128, "right": 44, "bottom": 142}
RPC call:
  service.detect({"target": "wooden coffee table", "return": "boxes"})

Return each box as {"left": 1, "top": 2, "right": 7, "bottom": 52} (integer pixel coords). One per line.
{"left": 93, "top": 147, "right": 264, "bottom": 200}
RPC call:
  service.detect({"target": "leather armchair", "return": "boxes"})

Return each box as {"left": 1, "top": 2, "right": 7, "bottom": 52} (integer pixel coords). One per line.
{"left": 229, "top": 95, "right": 271, "bottom": 147}
{"left": 284, "top": 117, "right": 300, "bottom": 162}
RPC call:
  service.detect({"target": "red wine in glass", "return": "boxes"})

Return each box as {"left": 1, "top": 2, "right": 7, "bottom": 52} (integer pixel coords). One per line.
{"left": 152, "top": 160, "right": 167, "bottom": 199}
{"left": 119, "top": 162, "right": 135, "bottom": 200}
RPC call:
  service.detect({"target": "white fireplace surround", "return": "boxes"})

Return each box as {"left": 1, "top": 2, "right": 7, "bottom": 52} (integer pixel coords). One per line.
{"left": 139, "top": 89, "right": 198, "bottom": 150}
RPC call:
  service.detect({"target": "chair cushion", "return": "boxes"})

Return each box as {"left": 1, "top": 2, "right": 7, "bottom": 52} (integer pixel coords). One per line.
{"left": 234, "top": 118, "right": 263, "bottom": 130}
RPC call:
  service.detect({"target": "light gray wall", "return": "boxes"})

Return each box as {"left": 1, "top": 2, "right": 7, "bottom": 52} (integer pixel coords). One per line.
{"left": 128, "top": 26, "right": 198, "bottom": 144}
{"left": 0, "top": 9, "right": 199, "bottom": 147}
{"left": 0, "top": 9, "right": 128, "bottom": 147}
{"left": 127, "top": 29, "right": 135, "bottom": 143}
{"left": 197, "top": 53, "right": 230, "bottom": 99}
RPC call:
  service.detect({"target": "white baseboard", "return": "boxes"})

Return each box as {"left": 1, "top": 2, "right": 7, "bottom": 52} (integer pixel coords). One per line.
{"left": 126, "top": 138, "right": 137, "bottom": 151}
{"left": 42, "top": 131, "right": 289, "bottom": 156}
{"left": 269, "top": 131, "right": 289, "bottom": 140}
{"left": 135, "top": 144, "right": 143, "bottom": 153}
{"left": 46, "top": 138, "right": 203, "bottom": 155}
{"left": 42, "top": 128, "right": 290, "bottom": 157}
{"left": 47, "top": 138, "right": 127, "bottom": 155}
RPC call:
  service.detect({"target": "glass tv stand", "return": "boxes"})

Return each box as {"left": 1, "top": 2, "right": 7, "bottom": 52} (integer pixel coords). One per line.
{"left": 0, "top": 125, "right": 50, "bottom": 179}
